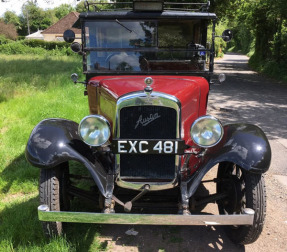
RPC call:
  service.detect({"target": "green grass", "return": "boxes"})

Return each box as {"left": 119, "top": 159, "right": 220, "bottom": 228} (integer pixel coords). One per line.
{"left": 0, "top": 54, "right": 107, "bottom": 251}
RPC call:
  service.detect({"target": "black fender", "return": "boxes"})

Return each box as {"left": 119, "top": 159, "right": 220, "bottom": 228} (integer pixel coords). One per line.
{"left": 25, "top": 118, "right": 110, "bottom": 197}
{"left": 184, "top": 123, "right": 271, "bottom": 200}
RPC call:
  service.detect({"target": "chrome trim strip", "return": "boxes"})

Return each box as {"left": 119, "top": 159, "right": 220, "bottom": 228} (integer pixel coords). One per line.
{"left": 115, "top": 179, "right": 178, "bottom": 191}
{"left": 38, "top": 205, "right": 255, "bottom": 226}
{"left": 114, "top": 91, "right": 181, "bottom": 191}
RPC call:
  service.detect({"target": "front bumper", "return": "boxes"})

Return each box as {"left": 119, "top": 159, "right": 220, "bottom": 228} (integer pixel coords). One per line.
{"left": 38, "top": 205, "right": 255, "bottom": 226}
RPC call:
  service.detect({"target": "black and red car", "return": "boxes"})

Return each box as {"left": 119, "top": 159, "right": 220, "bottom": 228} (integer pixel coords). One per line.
{"left": 26, "top": 1, "right": 271, "bottom": 245}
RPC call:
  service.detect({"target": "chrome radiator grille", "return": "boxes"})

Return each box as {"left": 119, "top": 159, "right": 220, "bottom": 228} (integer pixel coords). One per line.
{"left": 119, "top": 105, "right": 177, "bottom": 181}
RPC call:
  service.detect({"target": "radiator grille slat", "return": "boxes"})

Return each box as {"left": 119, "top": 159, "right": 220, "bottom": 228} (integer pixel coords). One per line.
{"left": 119, "top": 106, "right": 177, "bottom": 180}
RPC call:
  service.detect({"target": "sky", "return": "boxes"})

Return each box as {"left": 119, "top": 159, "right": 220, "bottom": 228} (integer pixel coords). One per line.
{"left": 0, "top": 0, "right": 80, "bottom": 17}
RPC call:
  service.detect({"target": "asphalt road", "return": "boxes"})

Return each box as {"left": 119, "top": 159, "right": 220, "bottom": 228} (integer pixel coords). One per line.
{"left": 209, "top": 53, "right": 287, "bottom": 179}
{"left": 98, "top": 53, "right": 287, "bottom": 252}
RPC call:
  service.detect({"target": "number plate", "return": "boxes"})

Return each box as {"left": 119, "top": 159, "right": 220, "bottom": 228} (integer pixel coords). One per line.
{"left": 111, "top": 139, "right": 186, "bottom": 155}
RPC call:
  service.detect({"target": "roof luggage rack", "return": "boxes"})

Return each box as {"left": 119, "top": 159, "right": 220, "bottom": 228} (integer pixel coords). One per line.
{"left": 83, "top": 1, "right": 210, "bottom": 13}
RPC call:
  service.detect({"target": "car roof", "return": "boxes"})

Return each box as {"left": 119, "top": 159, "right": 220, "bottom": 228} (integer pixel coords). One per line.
{"left": 79, "top": 10, "right": 216, "bottom": 20}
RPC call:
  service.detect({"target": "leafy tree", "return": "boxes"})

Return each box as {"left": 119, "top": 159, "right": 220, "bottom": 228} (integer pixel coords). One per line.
{"left": 20, "top": 1, "right": 52, "bottom": 35}
{"left": 75, "top": 0, "right": 86, "bottom": 13}
{"left": 45, "top": 9, "right": 58, "bottom": 25}
{"left": 76, "top": 0, "right": 110, "bottom": 12}
{"left": 54, "top": 4, "right": 75, "bottom": 20}
{"left": 4, "top": 11, "right": 21, "bottom": 27}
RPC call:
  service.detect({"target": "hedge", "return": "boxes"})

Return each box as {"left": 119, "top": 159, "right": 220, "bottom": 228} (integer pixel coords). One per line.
{"left": 22, "top": 39, "right": 70, "bottom": 50}
{"left": 0, "top": 40, "right": 74, "bottom": 56}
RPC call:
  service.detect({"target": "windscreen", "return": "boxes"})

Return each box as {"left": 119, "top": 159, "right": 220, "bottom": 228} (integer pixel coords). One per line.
{"left": 84, "top": 19, "right": 209, "bottom": 73}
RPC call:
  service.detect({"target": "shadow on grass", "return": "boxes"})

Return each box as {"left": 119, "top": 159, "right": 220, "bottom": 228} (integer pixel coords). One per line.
{"left": 0, "top": 153, "right": 38, "bottom": 194}
{"left": 0, "top": 153, "right": 105, "bottom": 251}
{"left": 0, "top": 195, "right": 107, "bottom": 251}
{"left": 0, "top": 56, "right": 82, "bottom": 103}
{"left": 0, "top": 57, "right": 79, "bottom": 76}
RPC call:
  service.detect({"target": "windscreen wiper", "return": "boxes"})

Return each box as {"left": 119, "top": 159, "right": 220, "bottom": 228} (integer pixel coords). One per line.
{"left": 115, "top": 19, "right": 138, "bottom": 35}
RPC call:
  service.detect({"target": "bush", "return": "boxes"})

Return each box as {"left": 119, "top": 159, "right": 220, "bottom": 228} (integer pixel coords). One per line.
{"left": 0, "top": 21, "right": 18, "bottom": 40}
{"left": 0, "top": 39, "right": 74, "bottom": 56}
{"left": 22, "top": 39, "right": 69, "bottom": 50}
{"left": 0, "top": 41, "right": 46, "bottom": 55}
{"left": 0, "top": 41, "right": 73, "bottom": 56}
{"left": 0, "top": 35, "right": 12, "bottom": 45}
{"left": 249, "top": 54, "right": 287, "bottom": 83}
{"left": 17, "top": 36, "right": 26, "bottom": 41}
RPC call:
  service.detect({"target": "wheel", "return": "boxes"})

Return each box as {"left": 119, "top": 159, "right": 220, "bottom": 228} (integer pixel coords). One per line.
{"left": 216, "top": 162, "right": 266, "bottom": 245}
{"left": 39, "top": 162, "right": 70, "bottom": 237}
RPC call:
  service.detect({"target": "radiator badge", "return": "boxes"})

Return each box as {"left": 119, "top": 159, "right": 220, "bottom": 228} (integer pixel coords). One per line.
{"left": 135, "top": 113, "right": 161, "bottom": 129}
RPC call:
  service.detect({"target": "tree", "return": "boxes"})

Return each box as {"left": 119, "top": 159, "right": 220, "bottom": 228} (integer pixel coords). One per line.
{"left": 75, "top": 0, "right": 86, "bottom": 13}
{"left": 4, "top": 11, "right": 21, "bottom": 30}
{"left": 20, "top": 1, "right": 52, "bottom": 35}
{"left": 75, "top": 0, "right": 109, "bottom": 12}
{"left": 54, "top": 4, "right": 75, "bottom": 20}
{"left": 45, "top": 9, "right": 58, "bottom": 25}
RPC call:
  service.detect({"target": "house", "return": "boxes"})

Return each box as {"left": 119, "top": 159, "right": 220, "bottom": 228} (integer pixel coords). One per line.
{"left": 42, "top": 12, "right": 81, "bottom": 42}
{"left": 25, "top": 30, "right": 44, "bottom": 40}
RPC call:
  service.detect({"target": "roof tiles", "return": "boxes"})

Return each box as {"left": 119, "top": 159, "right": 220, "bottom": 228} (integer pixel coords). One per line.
{"left": 42, "top": 12, "right": 81, "bottom": 34}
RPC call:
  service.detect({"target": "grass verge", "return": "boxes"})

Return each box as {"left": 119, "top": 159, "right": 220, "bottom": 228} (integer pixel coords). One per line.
{"left": 0, "top": 54, "right": 107, "bottom": 251}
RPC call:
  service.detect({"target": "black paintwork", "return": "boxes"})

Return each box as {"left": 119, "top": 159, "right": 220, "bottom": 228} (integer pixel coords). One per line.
{"left": 25, "top": 119, "right": 110, "bottom": 197}
{"left": 79, "top": 11, "right": 217, "bottom": 20}
{"left": 184, "top": 123, "right": 271, "bottom": 200}
{"left": 26, "top": 120, "right": 271, "bottom": 200}
{"left": 80, "top": 11, "right": 215, "bottom": 77}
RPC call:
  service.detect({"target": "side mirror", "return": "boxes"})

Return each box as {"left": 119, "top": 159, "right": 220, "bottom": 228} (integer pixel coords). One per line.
{"left": 222, "top": 29, "right": 232, "bottom": 42}
{"left": 218, "top": 73, "right": 226, "bottom": 83}
{"left": 71, "top": 42, "right": 83, "bottom": 54}
{"left": 70, "top": 73, "right": 86, "bottom": 85}
{"left": 210, "top": 73, "right": 226, "bottom": 85}
{"left": 71, "top": 73, "right": 79, "bottom": 83}
{"left": 63, "top": 29, "right": 75, "bottom": 43}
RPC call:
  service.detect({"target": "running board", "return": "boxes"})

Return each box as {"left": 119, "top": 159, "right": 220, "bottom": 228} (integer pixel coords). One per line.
{"left": 38, "top": 205, "right": 255, "bottom": 226}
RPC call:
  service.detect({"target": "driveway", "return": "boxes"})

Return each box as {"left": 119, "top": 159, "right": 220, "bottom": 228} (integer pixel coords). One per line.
{"left": 210, "top": 53, "right": 287, "bottom": 178}
{"left": 208, "top": 53, "right": 287, "bottom": 251}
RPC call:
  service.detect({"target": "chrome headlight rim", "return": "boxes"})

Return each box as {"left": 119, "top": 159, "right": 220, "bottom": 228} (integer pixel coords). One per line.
{"left": 190, "top": 115, "right": 224, "bottom": 148}
{"left": 78, "top": 115, "right": 111, "bottom": 147}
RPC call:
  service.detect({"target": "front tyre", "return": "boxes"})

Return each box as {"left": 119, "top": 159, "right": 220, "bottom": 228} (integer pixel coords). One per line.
{"left": 39, "top": 162, "right": 70, "bottom": 237}
{"left": 217, "top": 162, "right": 266, "bottom": 245}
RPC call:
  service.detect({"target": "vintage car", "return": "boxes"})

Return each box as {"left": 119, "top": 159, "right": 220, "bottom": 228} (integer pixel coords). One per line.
{"left": 26, "top": 0, "right": 271, "bottom": 245}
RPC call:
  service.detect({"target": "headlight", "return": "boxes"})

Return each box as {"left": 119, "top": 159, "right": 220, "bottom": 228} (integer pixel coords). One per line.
{"left": 190, "top": 115, "right": 223, "bottom": 148}
{"left": 78, "top": 115, "right": 111, "bottom": 146}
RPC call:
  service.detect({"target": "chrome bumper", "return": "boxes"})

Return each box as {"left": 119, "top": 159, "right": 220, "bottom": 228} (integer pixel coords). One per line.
{"left": 38, "top": 205, "right": 255, "bottom": 226}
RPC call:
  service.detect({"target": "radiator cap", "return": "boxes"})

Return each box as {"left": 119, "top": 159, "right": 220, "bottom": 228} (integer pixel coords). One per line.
{"left": 144, "top": 77, "right": 153, "bottom": 93}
